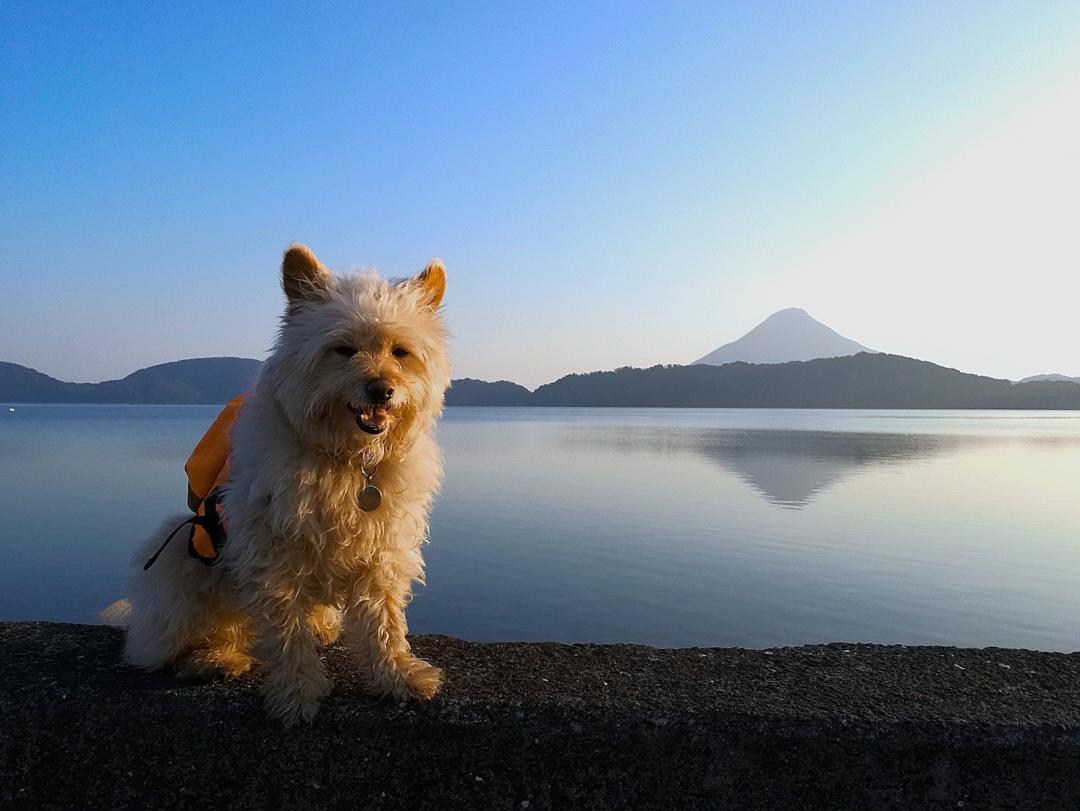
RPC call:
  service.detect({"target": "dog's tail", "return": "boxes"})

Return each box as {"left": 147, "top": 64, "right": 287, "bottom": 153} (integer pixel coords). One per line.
{"left": 99, "top": 598, "right": 132, "bottom": 628}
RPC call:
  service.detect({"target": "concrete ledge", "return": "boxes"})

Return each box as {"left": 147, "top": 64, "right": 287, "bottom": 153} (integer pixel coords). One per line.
{"left": 2, "top": 622, "right": 1079, "bottom": 809}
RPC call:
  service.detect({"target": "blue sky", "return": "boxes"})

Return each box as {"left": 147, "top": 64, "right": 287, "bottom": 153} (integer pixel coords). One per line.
{"left": 3, "top": 1, "right": 1079, "bottom": 387}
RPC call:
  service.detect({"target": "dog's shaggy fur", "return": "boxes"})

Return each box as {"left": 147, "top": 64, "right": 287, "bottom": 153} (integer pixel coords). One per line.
{"left": 119, "top": 244, "right": 451, "bottom": 724}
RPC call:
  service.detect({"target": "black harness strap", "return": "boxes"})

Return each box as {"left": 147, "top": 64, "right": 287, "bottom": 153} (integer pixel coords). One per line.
{"left": 142, "top": 516, "right": 196, "bottom": 571}
{"left": 188, "top": 486, "right": 228, "bottom": 565}
{"left": 142, "top": 485, "right": 229, "bottom": 571}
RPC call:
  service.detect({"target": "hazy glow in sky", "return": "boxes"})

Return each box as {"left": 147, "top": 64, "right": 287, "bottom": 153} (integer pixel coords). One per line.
{"left": 756, "top": 76, "right": 1080, "bottom": 380}
{"left": 2, "top": 2, "right": 1078, "bottom": 388}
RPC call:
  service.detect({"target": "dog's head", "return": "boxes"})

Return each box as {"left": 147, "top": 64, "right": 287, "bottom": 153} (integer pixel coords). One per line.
{"left": 263, "top": 243, "right": 451, "bottom": 459}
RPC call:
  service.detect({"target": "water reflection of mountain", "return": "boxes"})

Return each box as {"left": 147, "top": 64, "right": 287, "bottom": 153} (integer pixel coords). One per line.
{"left": 689, "top": 431, "right": 974, "bottom": 508}
{"left": 565, "top": 429, "right": 1024, "bottom": 509}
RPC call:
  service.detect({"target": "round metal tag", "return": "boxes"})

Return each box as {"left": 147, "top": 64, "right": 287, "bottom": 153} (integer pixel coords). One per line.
{"left": 358, "top": 484, "right": 382, "bottom": 512}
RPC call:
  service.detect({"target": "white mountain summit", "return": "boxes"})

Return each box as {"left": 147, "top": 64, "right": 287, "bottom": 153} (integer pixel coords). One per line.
{"left": 694, "top": 308, "right": 876, "bottom": 366}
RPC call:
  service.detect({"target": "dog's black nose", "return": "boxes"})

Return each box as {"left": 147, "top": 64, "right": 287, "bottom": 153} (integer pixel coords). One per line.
{"left": 366, "top": 378, "right": 395, "bottom": 403}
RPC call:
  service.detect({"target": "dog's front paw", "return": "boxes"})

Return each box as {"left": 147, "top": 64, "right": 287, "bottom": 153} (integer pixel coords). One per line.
{"left": 261, "top": 670, "right": 332, "bottom": 726}
{"left": 404, "top": 658, "right": 443, "bottom": 700}
{"left": 369, "top": 656, "right": 443, "bottom": 701}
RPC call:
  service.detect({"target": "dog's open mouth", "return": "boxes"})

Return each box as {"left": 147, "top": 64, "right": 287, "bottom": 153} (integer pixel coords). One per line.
{"left": 347, "top": 402, "right": 389, "bottom": 435}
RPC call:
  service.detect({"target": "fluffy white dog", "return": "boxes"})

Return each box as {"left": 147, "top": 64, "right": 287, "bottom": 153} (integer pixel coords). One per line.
{"left": 118, "top": 244, "right": 451, "bottom": 724}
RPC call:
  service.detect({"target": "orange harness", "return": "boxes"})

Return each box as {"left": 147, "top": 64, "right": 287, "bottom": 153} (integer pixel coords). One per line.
{"left": 143, "top": 395, "right": 245, "bottom": 570}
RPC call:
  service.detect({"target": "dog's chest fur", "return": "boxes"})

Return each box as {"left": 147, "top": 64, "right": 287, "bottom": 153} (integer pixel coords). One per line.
{"left": 225, "top": 400, "right": 441, "bottom": 603}
{"left": 288, "top": 455, "right": 412, "bottom": 558}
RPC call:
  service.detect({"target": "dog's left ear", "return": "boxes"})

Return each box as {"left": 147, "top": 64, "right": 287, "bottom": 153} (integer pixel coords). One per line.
{"left": 408, "top": 259, "right": 446, "bottom": 309}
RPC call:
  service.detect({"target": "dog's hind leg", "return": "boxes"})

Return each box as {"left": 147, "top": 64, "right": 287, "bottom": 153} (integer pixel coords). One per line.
{"left": 176, "top": 612, "right": 255, "bottom": 678}
{"left": 342, "top": 551, "right": 442, "bottom": 701}
{"left": 124, "top": 515, "right": 221, "bottom": 672}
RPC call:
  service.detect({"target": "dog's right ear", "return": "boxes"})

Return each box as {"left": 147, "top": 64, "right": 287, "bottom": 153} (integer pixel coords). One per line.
{"left": 282, "top": 244, "right": 330, "bottom": 303}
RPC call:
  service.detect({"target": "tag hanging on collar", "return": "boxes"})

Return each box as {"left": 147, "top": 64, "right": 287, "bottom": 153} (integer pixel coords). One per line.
{"left": 358, "top": 463, "right": 382, "bottom": 512}
{"left": 359, "top": 484, "right": 382, "bottom": 512}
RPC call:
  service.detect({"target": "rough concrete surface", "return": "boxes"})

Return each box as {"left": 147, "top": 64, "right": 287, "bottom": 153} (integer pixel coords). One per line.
{"left": 2, "top": 622, "right": 1079, "bottom": 809}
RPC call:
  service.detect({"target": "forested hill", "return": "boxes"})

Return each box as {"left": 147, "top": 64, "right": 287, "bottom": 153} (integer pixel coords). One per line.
{"left": 529, "top": 353, "right": 1080, "bottom": 409}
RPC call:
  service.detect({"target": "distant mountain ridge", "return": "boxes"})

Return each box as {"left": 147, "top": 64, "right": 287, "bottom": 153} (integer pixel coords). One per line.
{"left": 0, "top": 360, "right": 535, "bottom": 407}
{"left": 0, "top": 358, "right": 262, "bottom": 404}
{"left": 4, "top": 353, "right": 1080, "bottom": 410}
{"left": 1018, "top": 374, "right": 1080, "bottom": 385}
{"left": 532, "top": 353, "right": 1080, "bottom": 409}
{"left": 444, "top": 378, "right": 533, "bottom": 406}
{"left": 694, "top": 308, "right": 875, "bottom": 366}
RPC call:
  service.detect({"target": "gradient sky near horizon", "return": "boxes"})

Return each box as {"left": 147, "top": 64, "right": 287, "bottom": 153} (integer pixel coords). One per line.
{"left": 3, "top": 2, "right": 1079, "bottom": 389}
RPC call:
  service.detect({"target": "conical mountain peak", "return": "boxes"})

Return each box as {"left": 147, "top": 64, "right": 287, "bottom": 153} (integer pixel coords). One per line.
{"left": 694, "top": 309, "right": 875, "bottom": 366}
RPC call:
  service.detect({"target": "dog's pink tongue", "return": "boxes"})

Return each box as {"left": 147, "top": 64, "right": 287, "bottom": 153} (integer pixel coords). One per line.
{"left": 366, "top": 405, "right": 389, "bottom": 428}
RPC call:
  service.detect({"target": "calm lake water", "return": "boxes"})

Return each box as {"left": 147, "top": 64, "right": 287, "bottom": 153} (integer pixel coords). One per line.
{"left": 2, "top": 404, "right": 1079, "bottom": 651}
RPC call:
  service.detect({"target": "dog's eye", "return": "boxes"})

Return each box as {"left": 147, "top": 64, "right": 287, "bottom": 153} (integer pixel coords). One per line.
{"left": 391, "top": 347, "right": 410, "bottom": 359}
{"left": 331, "top": 345, "right": 355, "bottom": 357}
